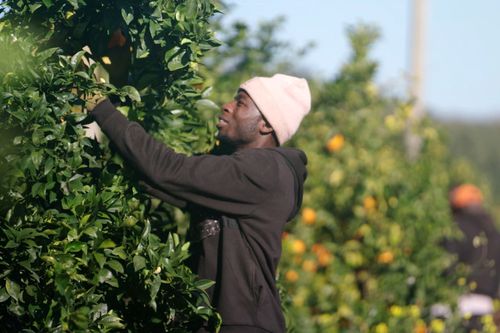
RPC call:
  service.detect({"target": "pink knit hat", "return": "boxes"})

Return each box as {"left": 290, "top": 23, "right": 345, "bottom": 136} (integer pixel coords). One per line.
{"left": 240, "top": 73, "right": 311, "bottom": 145}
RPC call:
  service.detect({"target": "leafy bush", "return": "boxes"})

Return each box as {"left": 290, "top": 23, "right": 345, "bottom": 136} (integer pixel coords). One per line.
{"left": 0, "top": 0, "right": 222, "bottom": 331}
{"left": 205, "top": 15, "right": 480, "bottom": 331}
{"left": 280, "top": 25, "right": 465, "bottom": 333}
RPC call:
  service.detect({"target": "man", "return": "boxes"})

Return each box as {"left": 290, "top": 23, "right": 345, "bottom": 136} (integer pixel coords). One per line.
{"left": 444, "top": 184, "right": 500, "bottom": 332}
{"left": 87, "top": 74, "right": 311, "bottom": 332}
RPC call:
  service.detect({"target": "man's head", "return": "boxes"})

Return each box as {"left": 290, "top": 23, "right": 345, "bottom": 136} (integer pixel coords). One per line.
{"left": 216, "top": 74, "right": 311, "bottom": 150}
{"left": 449, "top": 184, "right": 483, "bottom": 210}
{"left": 216, "top": 90, "right": 276, "bottom": 149}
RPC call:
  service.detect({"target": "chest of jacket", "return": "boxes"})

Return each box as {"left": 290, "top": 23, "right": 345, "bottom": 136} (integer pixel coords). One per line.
{"left": 187, "top": 214, "right": 285, "bottom": 333}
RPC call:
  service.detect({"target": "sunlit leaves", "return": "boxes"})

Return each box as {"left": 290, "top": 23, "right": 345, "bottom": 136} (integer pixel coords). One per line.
{"left": 278, "top": 25, "right": 463, "bottom": 333}
{"left": 0, "top": 0, "right": 222, "bottom": 331}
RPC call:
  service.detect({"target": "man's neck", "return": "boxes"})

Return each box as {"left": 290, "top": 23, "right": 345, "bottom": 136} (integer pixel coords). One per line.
{"left": 214, "top": 140, "right": 277, "bottom": 155}
{"left": 236, "top": 140, "right": 277, "bottom": 151}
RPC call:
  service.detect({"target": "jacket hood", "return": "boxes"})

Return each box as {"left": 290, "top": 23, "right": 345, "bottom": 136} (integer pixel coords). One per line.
{"left": 269, "top": 147, "right": 307, "bottom": 221}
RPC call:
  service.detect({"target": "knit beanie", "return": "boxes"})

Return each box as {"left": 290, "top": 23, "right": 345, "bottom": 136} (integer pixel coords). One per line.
{"left": 240, "top": 73, "right": 311, "bottom": 145}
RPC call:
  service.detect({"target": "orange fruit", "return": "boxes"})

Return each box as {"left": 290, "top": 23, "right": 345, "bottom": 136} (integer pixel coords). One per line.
{"left": 363, "top": 196, "right": 377, "bottom": 211}
{"left": 312, "top": 243, "right": 327, "bottom": 255}
{"left": 326, "top": 134, "right": 345, "bottom": 153}
{"left": 301, "top": 207, "right": 317, "bottom": 225}
{"left": 414, "top": 323, "right": 427, "bottom": 333}
{"left": 302, "top": 260, "right": 317, "bottom": 273}
{"left": 377, "top": 250, "right": 395, "bottom": 264}
{"left": 108, "top": 29, "right": 127, "bottom": 49}
{"left": 291, "top": 239, "right": 306, "bottom": 255}
{"left": 312, "top": 244, "right": 333, "bottom": 266}
{"left": 317, "top": 251, "right": 332, "bottom": 267}
{"left": 285, "top": 270, "right": 299, "bottom": 283}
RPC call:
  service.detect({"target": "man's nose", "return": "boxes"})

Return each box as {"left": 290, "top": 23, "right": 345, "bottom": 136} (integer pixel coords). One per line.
{"left": 222, "top": 101, "right": 234, "bottom": 113}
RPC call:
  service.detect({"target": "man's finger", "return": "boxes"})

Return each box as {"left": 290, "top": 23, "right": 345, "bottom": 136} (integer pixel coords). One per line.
{"left": 83, "top": 121, "right": 104, "bottom": 143}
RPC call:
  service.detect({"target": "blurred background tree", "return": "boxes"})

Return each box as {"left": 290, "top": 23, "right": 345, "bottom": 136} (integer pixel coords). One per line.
{"left": 205, "top": 13, "right": 489, "bottom": 332}
{"left": 440, "top": 120, "right": 500, "bottom": 219}
{"left": 281, "top": 24, "right": 467, "bottom": 333}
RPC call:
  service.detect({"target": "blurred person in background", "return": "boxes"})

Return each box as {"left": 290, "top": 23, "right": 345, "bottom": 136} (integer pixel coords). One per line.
{"left": 444, "top": 184, "right": 500, "bottom": 331}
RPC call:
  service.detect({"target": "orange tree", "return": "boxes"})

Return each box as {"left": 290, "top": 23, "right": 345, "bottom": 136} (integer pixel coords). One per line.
{"left": 280, "top": 25, "right": 467, "bottom": 333}
{"left": 205, "top": 18, "right": 468, "bottom": 331}
{"left": 0, "top": 0, "right": 222, "bottom": 332}
{"left": 202, "top": 15, "right": 313, "bottom": 106}
{"left": 205, "top": 14, "right": 481, "bottom": 331}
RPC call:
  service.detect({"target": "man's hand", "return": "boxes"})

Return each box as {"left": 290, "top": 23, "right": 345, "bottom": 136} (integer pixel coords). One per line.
{"left": 80, "top": 45, "right": 110, "bottom": 112}
{"left": 85, "top": 92, "right": 107, "bottom": 112}
{"left": 83, "top": 91, "right": 107, "bottom": 142}
{"left": 83, "top": 121, "right": 104, "bottom": 143}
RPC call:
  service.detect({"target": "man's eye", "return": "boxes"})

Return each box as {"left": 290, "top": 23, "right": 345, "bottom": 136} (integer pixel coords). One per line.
{"left": 236, "top": 101, "right": 243, "bottom": 107}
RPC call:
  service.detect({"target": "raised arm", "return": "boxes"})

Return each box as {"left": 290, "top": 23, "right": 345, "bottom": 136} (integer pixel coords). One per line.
{"left": 91, "top": 100, "right": 276, "bottom": 216}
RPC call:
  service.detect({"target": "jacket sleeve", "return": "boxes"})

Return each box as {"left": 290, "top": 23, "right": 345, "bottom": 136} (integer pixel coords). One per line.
{"left": 92, "top": 99, "right": 276, "bottom": 216}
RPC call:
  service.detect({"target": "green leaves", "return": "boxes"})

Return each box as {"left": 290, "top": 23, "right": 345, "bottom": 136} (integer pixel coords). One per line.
{"left": 99, "top": 239, "right": 117, "bottom": 249}
{"left": 120, "top": 8, "right": 134, "bottom": 25}
{"left": 41, "top": 0, "right": 53, "bottom": 8}
{"left": 0, "top": 0, "right": 222, "bottom": 331}
{"left": 5, "top": 279, "right": 22, "bottom": 302}
{"left": 133, "top": 255, "right": 147, "bottom": 272}
{"left": 121, "top": 85, "right": 141, "bottom": 102}
{"left": 164, "top": 46, "right": 189, "bottom": 71}
{"left": 274, "top": 25, "right": 463, "bottom": 333}
{"left": 0, "top": 288, "right": 10, "bottom": 303}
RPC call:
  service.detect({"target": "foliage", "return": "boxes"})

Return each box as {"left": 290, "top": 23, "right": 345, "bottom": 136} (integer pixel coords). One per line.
{"left": 204, "top": 17, "right": 472, "bottom": 332}
{"left": 439, "top": 120, "right": 500, "bottom": 218}
{"left": 279, "top": 25, "right": 467, "bottom": 333}
{"left": 1, "top": 0, "right": 221, "bottom": 152}
{"left": 204, "top": 11, "right": 500, "bottom": 331}
{"left": 204, "top": 16, "right": 473, "bottom": 332}
{"left": 202, "top": 16, "right": 312, "bottom": 106}
{"left": 0, "top": 0, "right": 222, "bottom": 331}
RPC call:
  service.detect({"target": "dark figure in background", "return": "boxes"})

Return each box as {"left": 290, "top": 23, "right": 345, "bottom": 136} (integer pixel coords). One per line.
{"left": 445, "top": 184, "right": 500, "bottom": 331}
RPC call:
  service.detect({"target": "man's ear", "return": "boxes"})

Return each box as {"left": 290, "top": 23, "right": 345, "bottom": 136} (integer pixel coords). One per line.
{"left": 258, "top": 118, "right": 274, "bottom": 135}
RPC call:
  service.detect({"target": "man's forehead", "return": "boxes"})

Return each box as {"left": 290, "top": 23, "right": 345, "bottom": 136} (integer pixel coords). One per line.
{"left": 237, "top": 88, "right": 265, "bottom": 117}
{"left": 237, "top": 89, "right": 259, "bottom": 108}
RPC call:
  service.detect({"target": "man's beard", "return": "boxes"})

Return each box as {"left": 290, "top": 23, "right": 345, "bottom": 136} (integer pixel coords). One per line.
{"left": 213, "top": 133, "right": 238, "bottom": 155}
{"left": 214, "top": 119, "right": 260, "bottom": 154}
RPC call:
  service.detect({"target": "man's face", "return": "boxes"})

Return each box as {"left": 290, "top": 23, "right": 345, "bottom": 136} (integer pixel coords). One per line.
{"left": 216, "top": 90, "right": 263, "bottom": 147}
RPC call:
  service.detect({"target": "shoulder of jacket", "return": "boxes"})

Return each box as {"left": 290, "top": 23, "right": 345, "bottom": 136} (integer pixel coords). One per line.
{"left": 235, "top": 148, "right": 292, "bottom": 170}
{"left": 234, "top": 147, "right": 282, "bottom": 160}
{"left": 231, "top": 148, "right": 286, "bottom": 184}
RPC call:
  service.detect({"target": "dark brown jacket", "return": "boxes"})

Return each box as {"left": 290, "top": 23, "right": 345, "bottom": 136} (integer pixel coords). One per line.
{"left": 445, "top": 205, "right": 500, "bottom": 298}
{"left": 92, "top": 100, "right": 307, "bottom": 333}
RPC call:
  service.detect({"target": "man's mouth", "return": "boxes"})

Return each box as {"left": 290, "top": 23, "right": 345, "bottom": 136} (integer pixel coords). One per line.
{"left": 217, "top": 116, "right": 229, "bottom": 128}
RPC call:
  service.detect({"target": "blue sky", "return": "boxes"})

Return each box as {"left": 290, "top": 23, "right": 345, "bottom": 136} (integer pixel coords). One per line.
{"left": 225, "top": 1, "right": 500, "bottom": 120}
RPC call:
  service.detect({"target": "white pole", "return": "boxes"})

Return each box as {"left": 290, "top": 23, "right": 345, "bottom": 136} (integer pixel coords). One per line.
{"left": 406, "top": 0, "right": 427, "bottom": 160}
